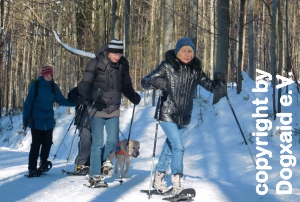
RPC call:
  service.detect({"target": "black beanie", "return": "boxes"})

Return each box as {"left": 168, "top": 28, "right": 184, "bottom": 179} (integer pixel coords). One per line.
{"left": 108, "top": 39, "right": 124, "bottom": 54}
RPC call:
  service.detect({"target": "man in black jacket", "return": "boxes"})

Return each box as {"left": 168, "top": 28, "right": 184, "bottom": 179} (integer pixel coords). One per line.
{"left": 78, "top": 39, "right": 140, "bottom": 187}
{"left": 68, "top": 87, "right": 91, "bottom": 175}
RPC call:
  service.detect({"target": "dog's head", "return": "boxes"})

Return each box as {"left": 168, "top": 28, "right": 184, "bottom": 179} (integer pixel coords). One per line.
{"left": 121, "top": 139, "right": 140, "bottom": 158}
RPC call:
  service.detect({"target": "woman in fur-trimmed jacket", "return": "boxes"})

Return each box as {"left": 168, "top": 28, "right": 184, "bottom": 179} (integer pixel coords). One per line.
{"left": 141, "top": 37, "right": 225, "bottom": 195}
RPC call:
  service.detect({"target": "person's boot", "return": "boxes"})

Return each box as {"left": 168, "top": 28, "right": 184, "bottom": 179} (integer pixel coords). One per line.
{"left": 38, "top": 160, "right": 52, "bottom": 172}
{"left": 171, "top": 174, "right": 184, "bottom": 196}
{"left": 27, "top": 169, "right": 42, "bottom": 178}
{"left": 153, "top": 171, "right": 170, "bottom": 193}
{"left": 74, "top": 165, "right": 83, "bottom": 172}
{"left": 74, "top": 165, "right": 90, "bottom": 175}
{"left": 87, "top": 175, "right": 108, "bottom": 188}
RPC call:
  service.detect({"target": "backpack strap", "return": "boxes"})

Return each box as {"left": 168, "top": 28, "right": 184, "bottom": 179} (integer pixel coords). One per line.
{"left": 33, "top": 80, "right": 56, "bottom": 102}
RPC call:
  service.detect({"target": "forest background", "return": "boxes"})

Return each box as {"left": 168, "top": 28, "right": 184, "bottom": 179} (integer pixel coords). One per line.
{"left": 0, "top": 0, "right": 299, "bottom": 117}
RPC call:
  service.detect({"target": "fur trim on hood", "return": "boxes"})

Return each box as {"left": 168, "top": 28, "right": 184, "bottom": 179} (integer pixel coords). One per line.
{"left": 165, "top": 50, "right": 202, "bottom": 71}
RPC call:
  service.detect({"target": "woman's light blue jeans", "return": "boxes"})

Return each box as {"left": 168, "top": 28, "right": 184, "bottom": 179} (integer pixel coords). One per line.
{"left": 156, "top": 121, "right": 186, "bottom": 175}
{"left": 89, "top": 116, "right": 119, "bottom": 177}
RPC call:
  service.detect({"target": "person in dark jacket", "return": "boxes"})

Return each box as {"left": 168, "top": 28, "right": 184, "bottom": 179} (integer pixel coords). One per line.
{"left": 141, "top": 37, "right": 225, "bottom": 195}
{"left": 78, "top": 39, "right": 141, "bottom": 187}
{"left": 67, "top": 86, "right": 91, "bottom": 175}
{"left": 23, "top": 66, "right": 76, "bottom": 178}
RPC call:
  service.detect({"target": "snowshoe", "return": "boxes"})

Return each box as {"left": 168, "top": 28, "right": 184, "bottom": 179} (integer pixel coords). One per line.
{"left": 140, "top": 188, "right": 173, "bottom": 196}
{"left": 73, "top": 165, "right": 90, "bottom": 175}
{"left": 162, "top": 188, "right": 196, "bottom": 201}
{"left": 25, "top": 169, "right": 43, "bottom": 178}
{"left": 38, "top": 160, "right": 52, "bottom": 172}
{"left": 84, "top": 176, "right": 108, "bottom": 188}
{"left": 64, "top": 171, "right": 88, "bottom": 176}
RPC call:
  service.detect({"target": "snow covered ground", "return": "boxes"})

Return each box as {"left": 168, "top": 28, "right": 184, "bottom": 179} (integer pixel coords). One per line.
{"left": 0, "top": 71, "right": 300, "bottom": 202}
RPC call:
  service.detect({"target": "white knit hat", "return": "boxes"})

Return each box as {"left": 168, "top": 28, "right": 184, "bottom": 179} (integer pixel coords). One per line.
{"left": 108, "top": 39, "right": 123, "bottom": 53}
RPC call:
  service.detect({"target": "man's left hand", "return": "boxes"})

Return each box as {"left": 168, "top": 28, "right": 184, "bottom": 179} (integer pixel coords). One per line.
{"left": 130, "top": 93, "right": 141, "bottom": 105}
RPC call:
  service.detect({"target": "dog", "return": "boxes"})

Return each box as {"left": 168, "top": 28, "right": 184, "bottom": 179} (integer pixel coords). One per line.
{"left": 108, "top": 139, "right": 140, "bottom": 178}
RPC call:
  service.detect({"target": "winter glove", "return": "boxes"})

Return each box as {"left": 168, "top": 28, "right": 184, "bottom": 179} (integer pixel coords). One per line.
{"left": 67, "top": 93, "right": 81, "bottom": 106}
{"left": 87, "top": 87, "right": 103, "bottom": 101}
{"left": 23, "top": 117, "right": 31, "bottom": 131}
{"left": 130, "top": 92, "right": 141, "bottom": 105}
{"left": 214, "top": 72, "right": 226, "bottom": 84}
{"left": 152, "top": 78, "right": 167, "bottom": 91}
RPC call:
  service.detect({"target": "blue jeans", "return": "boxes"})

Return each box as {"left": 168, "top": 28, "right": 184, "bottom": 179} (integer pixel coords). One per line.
{"left": 156, "top": 121, "right": 186, "bottom": 175}
{"left": 89, "top": 116, "right": 119, "bottom": 176}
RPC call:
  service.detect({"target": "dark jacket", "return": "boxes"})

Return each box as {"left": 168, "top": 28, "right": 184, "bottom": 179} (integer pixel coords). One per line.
{"left": 67, "top": 87, "right": 90, "bottom": 129}
{"left": 78, "top": 45, "right": 138, "bottom": 113}
{"left": 23, "top": 76, "right": 76, "bottom": 130}
{"left": 141, "top": 50, "right": 221, "bottom": 126}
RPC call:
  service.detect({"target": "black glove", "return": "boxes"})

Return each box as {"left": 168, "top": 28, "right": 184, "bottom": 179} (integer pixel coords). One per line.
{"left": 130, "top": 93, "right": 141, "bottom": 105}
{"left": 214, "top": 72, "right": 225, "bottom": 84}
{"left": 23, "top": 117, "right": 31, "bottom": 131}
{"left": 87, "top": 87, "right": 103, "bottom": 101}
{"left": 153, "top": 78, "right": 167, "bottom": 91}
{"left": 67, "top": 93, "right": 81, "bottom": 106}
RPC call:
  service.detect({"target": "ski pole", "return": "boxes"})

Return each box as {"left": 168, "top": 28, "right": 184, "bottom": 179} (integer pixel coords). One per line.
{"left": 53, "top": 116, "right": 75, "bottom": 160}
{"left": 225, "top": 93, "right": 257, "bottom": 170}
{"left": 53, "top": 103, "right": 85, "bottom": 160}
{"left": 62, "top": 99, "right": 97, "bottom": 173}
{"left": 148, "top": 90, "right": 163, "bottom": 198}
{"left": 119, "top": 104, "right": 136, "bottom": 184}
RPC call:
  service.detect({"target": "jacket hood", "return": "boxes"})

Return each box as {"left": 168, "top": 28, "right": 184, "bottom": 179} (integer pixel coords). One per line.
{"left": 165, "top": 49, "right": 202, "bottom": 71}
{"left": 96, "top": 45, "right": 129, "bottom": 66}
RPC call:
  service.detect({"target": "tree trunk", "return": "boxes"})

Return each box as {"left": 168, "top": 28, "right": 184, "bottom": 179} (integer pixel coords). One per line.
{"left": 152, "top": 0, "right": 163, "bottom": 107}
{"left": 5, "top": 28, "right": 12, "bottom": 113}
{"left": 124, "top": 0, "right": 130, "bottom": 58}
{"left": 163, "top": 0, "right": 174, "bottom": 52}
{"left": 237, "top": 0, "right": 246, "bottom": 94}
{"left": 188, "top": 0, "right": 198, "bottom": 51}
{"left": 111, "top": 0, "right": 118, "bottom": 39}
{"left": 248, "top": 0, "right": 254, "bottom": 79}
{"left": 210, "top": 0, "right": 215, "bottom": 78}
{"left": 213, "top": 0, "right": 230, "bottom": 104}
{"left": 277, "top": 0, "right": 284, "bottom": 114}
{"left": 270, "top": 0, "right": 279, "bottom": 119}
{"left": 71, "top": 1, "right": 78, "bottom": 87}
{"left": 0, "top": 0, "right": 5, "bottom": 117}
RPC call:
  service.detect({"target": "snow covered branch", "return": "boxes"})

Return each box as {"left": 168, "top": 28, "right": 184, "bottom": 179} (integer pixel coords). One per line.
{"left": 52, "top": 30, "right": 95, "bottom": 58}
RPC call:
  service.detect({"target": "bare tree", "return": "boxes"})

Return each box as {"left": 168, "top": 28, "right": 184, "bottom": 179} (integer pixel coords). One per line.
{"left": 163, "top": 0, "right": 174, "bottom": 52}
{"left": 237, "top": 0, "right": 246, "bottom": 94}
{"left": 277, "top": 0, "right": 284, "bottom": 113}
{"left": 210, "top": 0, "right": 215, "bottom": 78}
{"left": 262, "top": 0, "right": 279, "bottom": 119}
{"left": 111, "top": 0, "right": 118, "bottom": 39}
{"left": 124, "top": 0, "right": 130, "bottom": 58}
{"left": 213, "top": 0, "right": 230, "bottom": 104}
{"left": 188, "top": 0, "right": 198, "bottom": 50}
{"left": 248, "top": 0, "right": 254, "bottom": 79}
{"left": 0, "top": 0, "right": 4, "bottom": 117}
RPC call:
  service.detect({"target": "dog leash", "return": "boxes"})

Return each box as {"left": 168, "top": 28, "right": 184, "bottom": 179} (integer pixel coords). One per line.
{"left": 119, "top": 130, "right": 126, "bottom": 139}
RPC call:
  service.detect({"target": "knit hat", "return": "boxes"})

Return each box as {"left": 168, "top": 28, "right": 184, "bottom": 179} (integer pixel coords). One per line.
{"left": 108, "top": 39, "right": 124, "bottom": 54}
{"left": 41, "top": 66, "right": 53, "bottom": 76}
{"left": 174, "top": 37, "right": 195, "bottom": 55}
